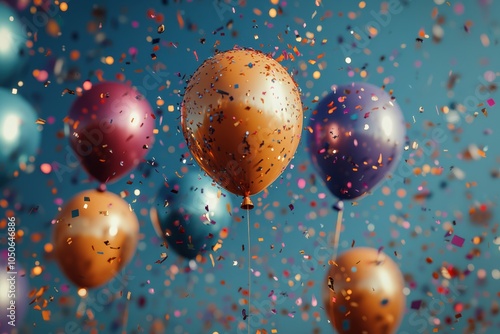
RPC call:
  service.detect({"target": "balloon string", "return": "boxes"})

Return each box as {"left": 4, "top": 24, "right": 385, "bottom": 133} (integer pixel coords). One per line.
{"left": 247, "top": 208, "right": 251, "bottom": 334}
{"left": 121, "top": 295, "right": 130, "bottom": 334}
{"left": 333, "top": 209, "right": 343, "bottom": 260}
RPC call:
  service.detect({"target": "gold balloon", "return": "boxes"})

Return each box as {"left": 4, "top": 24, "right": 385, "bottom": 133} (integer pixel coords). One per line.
{"left": 52, "top": 189, "right": 139, "bottom": 288}
{"left": 181, "top": 48, "right": 303, "bottom": 209}
{"left": 323, "top": 247, "right": 406, "bottom": 334}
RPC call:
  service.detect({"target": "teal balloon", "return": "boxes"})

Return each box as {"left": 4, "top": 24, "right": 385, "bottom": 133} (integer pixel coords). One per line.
{"left": 0, "top": 88, "right": 40, "bottom": 184}
{"left": 0, "top": 2, "right": 29, "bottom": 87}
{"left": 151, "top": 172, "right": 234, "bottom": 260}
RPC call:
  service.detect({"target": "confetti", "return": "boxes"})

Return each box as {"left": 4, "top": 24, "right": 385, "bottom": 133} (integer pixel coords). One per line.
{"left": 451, "top": 235, "right": 465, "bottom": 247}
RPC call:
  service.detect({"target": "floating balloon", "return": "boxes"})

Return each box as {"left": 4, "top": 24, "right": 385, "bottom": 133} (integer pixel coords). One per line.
{"left": 0, "top": 88, "right": 40, "bottom": 185}
{"left": 0, "top": 252, "right": 29, "bottom": 333}
{"left": 0, "top": 2, "right": 29, "bottom": 87}
{"left": 181, "top": 48, "right": 303, "bottom": 209}
{"left": 308, "top": 82, "right": 406, "bottom": 201}
{"left": 323, "top": 247, "right": 406, "bottom": 334}
{"left": 151, "top": 172, "right": 233, "bottom": 259}
{"left": 52, "top": 189, "right": 139, "bottom": 288}
{"left": 2, "top": 0, "right": 30, "bottom": 11}
{"left": 67, "top": 81, "right": 155, "bottom": 184}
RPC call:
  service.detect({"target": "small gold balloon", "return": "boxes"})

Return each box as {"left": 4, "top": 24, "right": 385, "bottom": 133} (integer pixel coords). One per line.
{"left": 53, "top": 189, "right": 139, "bottom": 288}
{"left": 323, "top": 247, "right": 406, "bottom": 334}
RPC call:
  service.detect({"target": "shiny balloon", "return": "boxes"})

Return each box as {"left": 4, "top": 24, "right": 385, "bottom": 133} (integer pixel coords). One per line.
{"left": 0, "top": 252, "right": 29, "bottom": 333}
{"left": 308, "top": 82, "right": 406, "bottom": 200}
{"left": 151, "top": 172, "right": 233, "bottom": 259}
{"left": 0, "top": 88, "right": 40, "bottom": 185}
{"left": 0, "top": 2, "right": 29, "bottom": 87}
{"left": 67, "top": 81, "right": 155, "bottom": 184}
{"left": 323, "top": 247, "right": 406, "bottom": 334}
{"left": 181, "top": 48, "right": 303, "bottom": 209}
{"left": 53, "top": 189, "right": 139, "bottom": 288}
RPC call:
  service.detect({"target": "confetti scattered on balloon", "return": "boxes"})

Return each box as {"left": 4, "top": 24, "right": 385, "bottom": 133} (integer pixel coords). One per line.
{"left": 67, "top": 81, "right": 156, "bottom": 184}
{"left": 181, "top": 48, "right": 304, "bottom": 208}
{"left": 52, "top": 189, "right": 139, "bottom": 288}
{"left": 323, "top": 247, "right": 406, "bottom": 334}
{"left": 308, "top": 82, "right": 406, "bottom": 200}
{"left": 151, "top": 172, "right": 233, "bottom": 260}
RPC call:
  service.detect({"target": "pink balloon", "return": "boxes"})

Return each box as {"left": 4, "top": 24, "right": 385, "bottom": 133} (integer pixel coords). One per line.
{"left": 67, "top": 82, "right": 155, "bottom": 183}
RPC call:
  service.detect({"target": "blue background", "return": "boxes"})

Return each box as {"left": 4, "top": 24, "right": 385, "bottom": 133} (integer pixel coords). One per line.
{"left": 1, "top": 0, "right": 500, "bottom": 333}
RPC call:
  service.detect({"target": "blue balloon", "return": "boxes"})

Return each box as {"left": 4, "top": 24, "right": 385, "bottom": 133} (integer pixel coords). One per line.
{"left": 151, "top": 172, "right": 234, "bottom": 260}
{"left": 308, "top": 82, "right": 406, "bottom": 200}
{"left": 0, "top": 88, "right": 40, "bottom": 185}
{"left": 0, "top": 2, "right": 29, "bottom": 87}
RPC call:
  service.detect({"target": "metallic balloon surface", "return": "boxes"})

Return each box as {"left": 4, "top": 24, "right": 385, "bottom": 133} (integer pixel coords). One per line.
{"left": 0, "top": 88, "right": 40, "bottom": 185}
{"left": 0, "top": 252, "right": 29, "bottom": 333}
{"left": 151, "top": 172, "right": 233, "bottom": 259}
{"left": 323, "top": 247, "right": 406, "bottom": 334}
{"left": 67, "top": 81, "right": 155, "bottom": 183}
{"left": 308, "top": 82, "right": 406, "bottom": 200}
{"left": 0, "top": 2, "right": 29, "bottom": 87}
{"left": 181, "top": 48, "right": 303, "bottom": 203}
{"left": 52, "top": 189, "right": 139, "bottom": 288}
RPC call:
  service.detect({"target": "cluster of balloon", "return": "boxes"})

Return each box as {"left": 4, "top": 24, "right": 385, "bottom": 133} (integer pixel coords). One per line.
{"left": 181, "top": 48, "right": 304, "bottom": 209}
{"left": 66, "top": 81, "right": 156, "bottom": 185}
{"left": 1, "top": 251, "right": 30, "bottom": 333}
{"left": 308, "top": 82, "right": 406, "bottom": 204}
{"left": 323, "top": 247, "right": 406, "bottom": 334}
{"left": 151, "top": 172, "right": 233, "bottom": 260}
{"left": 52, "top": 189, "right": 139, "bottom": 288}
{"left": 0, "top": 88, "right": 41, "bottom": 186}
{"left": 0, "top": 2, "right": 29, "bottom": 87}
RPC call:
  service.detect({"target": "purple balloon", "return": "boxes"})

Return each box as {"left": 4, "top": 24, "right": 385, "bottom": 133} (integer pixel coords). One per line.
{"left": 67, "top": 82, "right": 155, "bottom": 184}
{"left": 0, "top": 252, "right": 29, "bottom": 334}
{"left": 308, "top": 82, "right": 406, "bottom": 200}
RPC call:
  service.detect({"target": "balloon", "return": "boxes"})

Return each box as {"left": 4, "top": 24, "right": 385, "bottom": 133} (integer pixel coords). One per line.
{"left": 151, "top": 172, "right": 233, "bottom": 260}
{"left": 0, "top": 88, "right": 41, "bottom": 185}
{"left": 181, "top": 48, "right": 303, "bottom": 209}
{"left": 0, "top": 252, "right": 29, "bottom": 333}
{"left": 323, "top": 247, "right": 406, "bottom": 334}
{"left": 52, "top": 189, "right": 139, "bottom": 288}
{"left": 67, "top": 81, "right": 155, "bottom": 184}
{"left": 308, "top": 82, "right": 406, "bottom": 200}
{"left": 2, "top": 0, "right": 30, "bottom": 12}
{"left": 0, "top": 2, "right": 29, "bottom": 87}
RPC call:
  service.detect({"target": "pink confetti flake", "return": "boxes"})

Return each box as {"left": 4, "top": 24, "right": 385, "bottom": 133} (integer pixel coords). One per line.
{"left": 451, "top": 235, "right": 465, "bottom": 247}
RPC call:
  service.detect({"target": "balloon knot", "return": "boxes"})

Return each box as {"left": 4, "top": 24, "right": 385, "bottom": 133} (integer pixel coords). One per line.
{"left": 241, "top": 196, "right": 254, "bottom": 210}
{"left": 333, "top": 200, "right": 344, "bottom": 212}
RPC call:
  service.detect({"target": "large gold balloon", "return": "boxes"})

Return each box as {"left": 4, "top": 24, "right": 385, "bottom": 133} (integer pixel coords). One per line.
{"left": 181, "top": 48, "right": 303, "bottom": 209}
{"left": 52, "top": 189, "right": 139, "bottom": 288}
{"left": 323, "top": 247, "right": 406, "bottom": 334}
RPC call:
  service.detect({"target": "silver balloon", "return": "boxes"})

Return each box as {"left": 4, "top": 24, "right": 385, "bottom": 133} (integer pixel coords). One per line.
{"left": 0, "top": 2, "right": 29, "bottom": 87}
{"left": 0, "top": 88, "right": 40, "bottom": 185}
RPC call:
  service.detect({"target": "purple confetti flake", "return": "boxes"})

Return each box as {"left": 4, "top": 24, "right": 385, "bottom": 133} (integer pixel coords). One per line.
{"left": 487, "top": 98, "right": 495, "bottom": 106}
{"left": 411, "top": 300, "right": 422, "bottom": 310}
{"left": 451, "top": 235, "right": 465, "bottom": 247}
